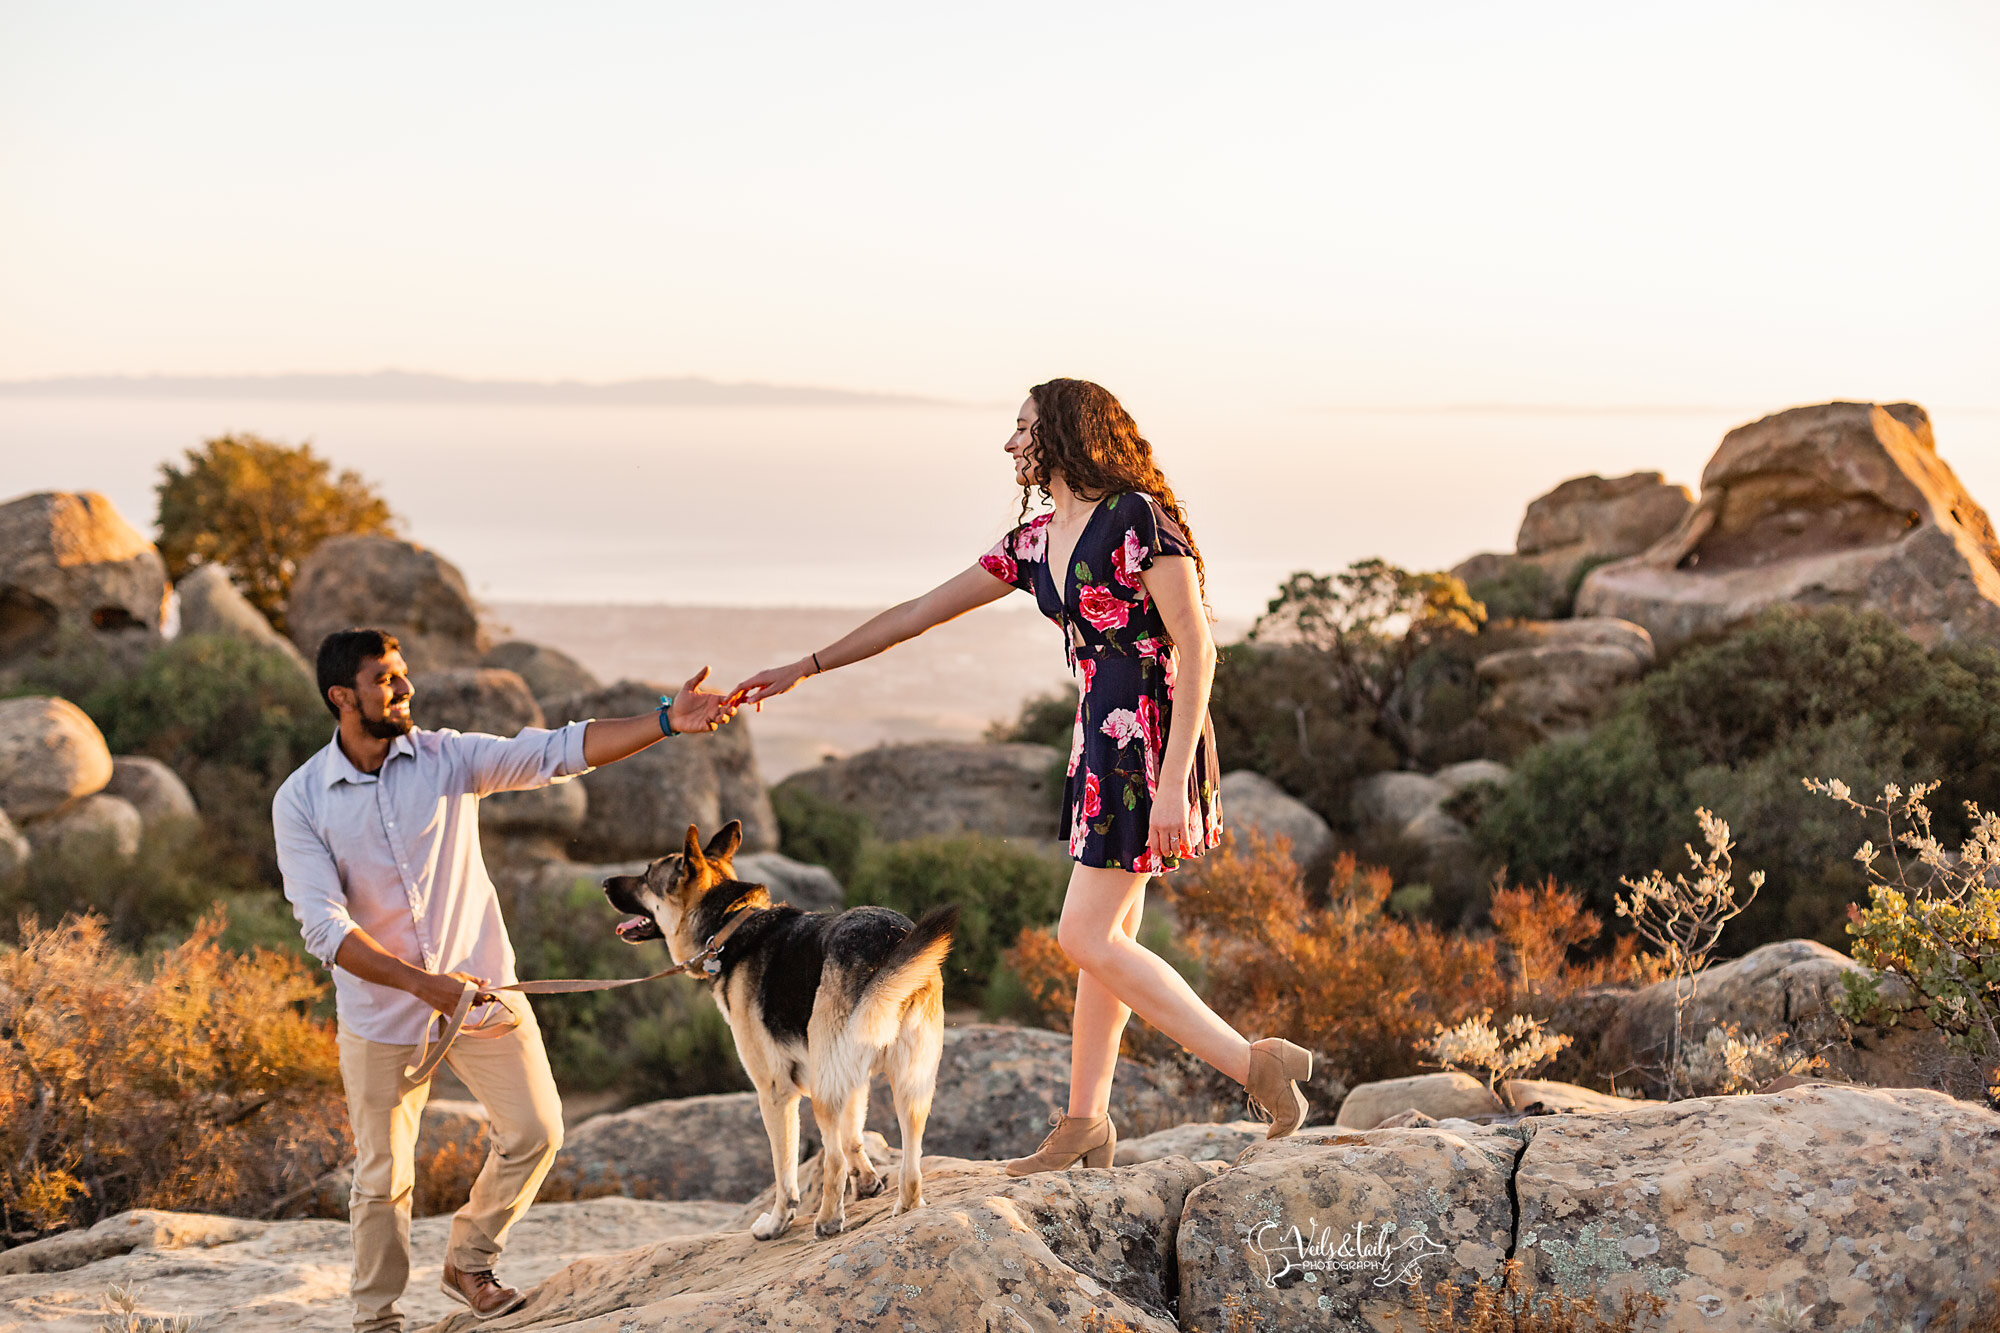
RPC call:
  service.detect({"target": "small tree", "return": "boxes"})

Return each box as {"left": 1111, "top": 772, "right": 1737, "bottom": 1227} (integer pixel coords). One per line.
{"left": 155, "top": 433, "right": 397, "bottom": 633}
{"left": 1615, "top": 807, "right": 1764, "bottom": 1099}
{"left": 1249, "top": 559, "right": 1485, "bottom": 767}
{"left": 1419, "top": 1011, "right": 1573, "bottom": 1096}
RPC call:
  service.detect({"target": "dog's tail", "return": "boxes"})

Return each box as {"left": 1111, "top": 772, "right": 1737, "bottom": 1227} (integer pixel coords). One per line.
{"left": 848, "top": 905, "right": 958, "bottom": 1048}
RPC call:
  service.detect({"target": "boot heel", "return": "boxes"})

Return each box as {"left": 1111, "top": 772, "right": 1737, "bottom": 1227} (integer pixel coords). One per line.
{"left": 1080, "top": 1139, "right": 1115, "bottom": 1168}
{"left": 1280, "top": 1042, "right": 1313, "bottom": 1082}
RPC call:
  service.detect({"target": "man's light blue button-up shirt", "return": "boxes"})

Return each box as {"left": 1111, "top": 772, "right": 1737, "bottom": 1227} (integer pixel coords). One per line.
{"left": 273, "top": 722, "right": 592, "bottom": 1044}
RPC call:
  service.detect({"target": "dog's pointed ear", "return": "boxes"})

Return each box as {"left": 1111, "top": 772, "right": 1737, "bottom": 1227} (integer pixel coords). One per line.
{"left": 682, "top": 825, "right": 704, "bottom": 865}
{"left": 704, "top": 820, "right": 743, "bottom": 866}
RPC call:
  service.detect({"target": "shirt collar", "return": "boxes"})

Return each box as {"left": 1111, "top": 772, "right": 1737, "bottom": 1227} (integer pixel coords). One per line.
{"left": 320, "top": 729, "right": 418, "bottom": 787}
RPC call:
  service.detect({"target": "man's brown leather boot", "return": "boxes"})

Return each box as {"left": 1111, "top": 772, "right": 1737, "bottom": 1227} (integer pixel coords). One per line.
{"left": 441, "top": 1260, "right": 528, "bottom": 1319}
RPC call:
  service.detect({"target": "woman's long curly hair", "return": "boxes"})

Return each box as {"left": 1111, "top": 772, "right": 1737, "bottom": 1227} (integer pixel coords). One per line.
{"left": 1021, "top": 378, "right": 1209, "bottom": 602}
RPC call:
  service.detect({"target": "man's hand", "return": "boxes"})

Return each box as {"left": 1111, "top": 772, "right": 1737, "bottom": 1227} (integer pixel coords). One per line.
{"left": 668, "top": 666, "right": 736, "bottom": 733}
{"left": 417, "top": 969, "right": 494, "bottom": 1016}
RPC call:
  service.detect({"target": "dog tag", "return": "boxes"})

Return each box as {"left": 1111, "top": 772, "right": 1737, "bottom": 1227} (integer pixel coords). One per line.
{"left": 702, "top": 957, "right": 721, "bottom": 976}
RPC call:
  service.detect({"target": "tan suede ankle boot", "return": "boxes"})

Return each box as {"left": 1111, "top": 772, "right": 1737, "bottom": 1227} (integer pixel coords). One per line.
{"left": 1003, "top": 1110, "right": 1117, "bottom": 1176}
{"left": 1245, "top": 1037, "right": 1313, "bottom": 1139}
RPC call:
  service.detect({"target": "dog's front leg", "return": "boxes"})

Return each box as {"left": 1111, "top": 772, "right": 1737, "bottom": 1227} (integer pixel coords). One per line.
{"left": 751, "top": 1085, "right": 801, "bottom": 1241}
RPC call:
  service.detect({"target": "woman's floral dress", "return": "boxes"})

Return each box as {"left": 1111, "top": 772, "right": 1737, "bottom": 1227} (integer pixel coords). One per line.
{"left": 980, "top": 491, "right": 1223, "bottom": 873}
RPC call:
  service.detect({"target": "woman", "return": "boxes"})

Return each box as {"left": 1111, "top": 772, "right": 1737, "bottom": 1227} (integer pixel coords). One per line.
{"left": 729, "top": 378, "right": 1313, "bottom": 1171}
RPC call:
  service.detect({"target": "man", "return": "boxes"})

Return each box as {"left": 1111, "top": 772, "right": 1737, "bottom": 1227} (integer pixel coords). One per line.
{"left": 274, "top": 628, "right": 733, "bottom": 1331}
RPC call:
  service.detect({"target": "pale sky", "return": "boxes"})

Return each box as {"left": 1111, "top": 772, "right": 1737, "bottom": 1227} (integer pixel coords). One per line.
{"left": 4, "top": 1, "right": 1997, "bottom": 413}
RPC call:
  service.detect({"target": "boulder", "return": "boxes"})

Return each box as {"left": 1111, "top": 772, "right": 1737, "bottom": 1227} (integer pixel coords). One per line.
{"left": 1559, "top": 938, "right": 1932, "bottom": 1094}
{"left": 481, "top": 640, "right": 600, "bottom": 705}
{"left": 1178, "top": 1085, "right": 2000, "bottom": 1333}
{"left": 103, "top": 755, "right": 197, "bottom": 827}
{"left": 1577, "top": 402, "right": 2000, "bottom": 650}
{"left": 733, "top": 851, "right": 844, "bottom": 913}
{"left": 773, "top": 741, "right": 1061, "bottom": 843}
{"left": 542, "top": 680, "right": 776, "bottom": 860}
{"left": 1218, "top": 770, "right": 1332, "bottom": 868}
{"left": 0, "top": 809, "right": 28, "bottom": 881}
{"left": 0, "top": 491, "right": 167, "bottom": 673}
{"left": 1453, "top": 550, "right": 1565, "bottom": 620}
{"left": 1335, "top": 1071, "right": 1506, "bottom": 1128}
{"left": 555, "top": 1092, "right": 821, "bottom": 1203}
{"left": 1350, "top": 770, "right": 1450, "bottom": 833}
{"left": 0, "top": 696, "right": 113, "bottom": 820}
{"left": 1113, "top": 1118, "right": 1271, "bottom": 1166}
{"left": 432, "top": 1155, "right": 1213, "bottom": 1333}
{"left": 1432, "top": 758, "right": 1511, "bottom": 795}
{"left": 24, "top": 793, "right": 143, "bottom": 860}
{"left": 171, "top": 563, "right": 309, "bottom": 674}
{"left": 479, "top": 780, "right": 588, "bottom": 849}
{"left": 1515, "top": 471, "right": 1695, "bottom": 587}
{"left": 286, "top": 535, "right": 487, "bottom": 672}
{"left": 0, "top": 1198, "right": 738, "bottom": 1331}
{"left": 1475, "top": 616, "right": 1656, "bottom": 748}
{"left": 410, "top": 667, "right": 544, "bottom": 735}
{"left": 1500, "top": 1078, "right": 1657, "bottom": 1115}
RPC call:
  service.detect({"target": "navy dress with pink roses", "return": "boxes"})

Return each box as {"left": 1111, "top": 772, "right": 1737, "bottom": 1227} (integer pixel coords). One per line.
{"left": 980, "top": 491, "right": 1223, "bottom": 874}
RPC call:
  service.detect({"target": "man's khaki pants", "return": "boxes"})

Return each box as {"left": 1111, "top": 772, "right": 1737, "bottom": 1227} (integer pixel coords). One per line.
{"left": 337, "top": 994, "right": 564, "bottom": 1333}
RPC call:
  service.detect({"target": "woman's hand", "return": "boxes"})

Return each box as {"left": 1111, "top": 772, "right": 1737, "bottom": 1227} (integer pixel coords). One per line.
{"left": 1148, "top": 785, "right": 1195, "bottom": 864}
{"left": 728, "top": 658, "right": 815, "bottom": 711}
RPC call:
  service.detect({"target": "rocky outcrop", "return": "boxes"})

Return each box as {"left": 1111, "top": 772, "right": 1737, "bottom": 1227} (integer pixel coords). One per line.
{"left": 0, "top": 810, "right": 30, "bottom": 881}
{"left": 1516, "top": 471, "right": 1695, "bottom": 588}
{"left": 1350, "top": 761, "right": 1509, "bottom": 857}
{"left": 1114, "top": 1119, "right": 1271, "bottom": 1166}
{"left": 0, "top": 1199, "right": 737, "bottom": 1332}
{"left": 733, "top": 851, "right": 843, "bottom": 913}
{"left": 1500, "top": 1078, "right": 1658, "bottom": 1115}
{"left": 1559, "top": 938, "right": 1932, "bottom": 1094}
{"left": 21, "top": 793, "right": 143, "bottom": 859}
{"left": 541, "top": 681, "right": 776, "bottom": 859}
{"left": 0, "top": 491, "right": 167, "bottom": 674}
{"left": 1218, "top": 770, "right": 1331, "bottom": 868}
{"left": 0, "top": 696, "right": 113, "bottom": 821}
{"left": 554, "top": 1093, "right": 793, "bottom": 1203}
{"left": 1578, "top": 401, "right": 2000, "bottom": 650}
{"left": 286, "top": 535, "right": 488, "bottom": 672}
{"left": 171, "top": 564, "right": 310, "bottom": 674}
{"left": 411, "top": 667, "right": 544, "bottom": 736}
{"left": 481, "top": 641, "right": 600, "bottom": 706}
{"left": 103, "top": 756, "right": 197, "bottom": 828}
{"left": 1334, "top": 1071, "right": 1506, "bottom": 1128}
{"left": 1474, "top": 617, "right": 1656, "bottom": 749}
{"left": 774, "top": 741, "right": 1060, "bottom": 843}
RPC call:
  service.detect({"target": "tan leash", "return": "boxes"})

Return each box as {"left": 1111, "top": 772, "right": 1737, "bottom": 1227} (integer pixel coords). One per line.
{"left": 402, "top": 907, "right": 756, "bottom": 1084}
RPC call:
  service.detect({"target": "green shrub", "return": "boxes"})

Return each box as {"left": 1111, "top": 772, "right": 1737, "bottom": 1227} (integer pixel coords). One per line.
{"left": 1466, "top": 561, "right": 1556, "bottom": 623}
{"left": 844, "top": 833, "right": 1070, "bottom": 1005}
{"left": 771, "top": 785, "right": 873, "bottom": 886}
{"left": 1209, "top": 641, "right": 1397, "bottom": 832}
{"left": 985, "top": 683, "right": 1080, "bottom": 749}
{"left": 1475, "top": 607, "right": 2000, "bottom": 949}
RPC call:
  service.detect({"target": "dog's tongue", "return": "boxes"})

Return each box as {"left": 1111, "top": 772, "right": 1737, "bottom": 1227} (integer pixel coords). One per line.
{"left": 615, "top": 917, "right": 650, "bottom": 942}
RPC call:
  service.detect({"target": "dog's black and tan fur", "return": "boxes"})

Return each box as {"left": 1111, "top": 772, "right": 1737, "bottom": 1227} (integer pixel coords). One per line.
{"left": 603, "top": 821, "right": 956, "bottom": 1240}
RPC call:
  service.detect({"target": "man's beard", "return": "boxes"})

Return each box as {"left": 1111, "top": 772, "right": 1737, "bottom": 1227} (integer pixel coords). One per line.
{"left": 361, "top": 699, "right": 414, "bottom": 739}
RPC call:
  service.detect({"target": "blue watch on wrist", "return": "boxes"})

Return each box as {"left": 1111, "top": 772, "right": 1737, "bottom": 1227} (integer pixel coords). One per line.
{"left": 657, "top": 695, "right": 678, "bottom": 737}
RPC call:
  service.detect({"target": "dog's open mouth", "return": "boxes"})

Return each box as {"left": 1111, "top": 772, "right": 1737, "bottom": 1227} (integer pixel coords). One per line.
{"left": 614, "top": 915, "right": 663, "bottom": 943}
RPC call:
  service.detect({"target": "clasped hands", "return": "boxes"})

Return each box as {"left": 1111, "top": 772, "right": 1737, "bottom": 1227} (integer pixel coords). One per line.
{"left": 723, "top": 656, "right": 817, "bottom": 712}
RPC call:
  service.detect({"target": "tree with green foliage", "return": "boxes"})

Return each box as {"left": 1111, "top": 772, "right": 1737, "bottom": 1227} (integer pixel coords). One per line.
{"left": 155, "top": 434, "right": 397, "bottom": 633}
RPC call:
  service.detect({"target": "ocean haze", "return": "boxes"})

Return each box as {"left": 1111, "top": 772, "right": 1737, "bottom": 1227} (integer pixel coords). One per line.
{"left": 0, "top": 371, "right": 952, "bottom": 408}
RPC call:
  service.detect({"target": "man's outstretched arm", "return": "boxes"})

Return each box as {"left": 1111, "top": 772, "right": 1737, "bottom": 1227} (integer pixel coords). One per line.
{"left": 580, "top": 666, "right": 731, "bottom": 766}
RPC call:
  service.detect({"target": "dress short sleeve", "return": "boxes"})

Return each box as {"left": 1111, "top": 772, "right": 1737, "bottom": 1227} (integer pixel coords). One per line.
{"left": 1115, "top": 492, "right": 1195, "bottom": 586}
{"left": 979, "top": 513, "right": 1049, "bottom": 594}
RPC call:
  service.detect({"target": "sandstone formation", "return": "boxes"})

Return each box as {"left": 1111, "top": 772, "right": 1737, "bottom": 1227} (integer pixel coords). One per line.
{"left": 1350, "top": 761, "right": 1510, "bottom": 858}
{"left": 1473, "top": 616, "right": 1656, "bottom": 749}
{"left": 481, "top": 641, "right": 601, "bottom": 706}
{"left": 0, "top": 1199, "right": 737, "bottom": 1332}
{"left": 1350, "top": 770, "right": 1449, "bottom": 832}
{"left": 21, "top": 793, "right": 143, "bottom": 859}
{"left": 1113, "top": 1118, "right": 1271, "bottom": 1166}
{"left": 411, "top": 667, "right": 544, "bottom": 736}
{"left": 103, "top": 755, "right": 197, "bottom": 827}
{"left": 1515, "top": 471, "right": 1695, "bottom": 588}
{"left": 1500, "top": 1078, "right": 1657, "bottom": 1115}
{"left": 774, "top": 741, "right": 1061, "bottom": 843}
{"left": 1334, "top": 1071, "right": 1506, "bottom": 1128}
{"left": 733, "top": 851, "right": 844, "bottom": 913}
{"left": 171, "top": 563, "right": 310, "bottom": 674}
{"left": 0, "top": 696, "right": 113, "bottom": 821}
{"left": 286, "top": 535, "right": 488, "bottom": 672}
{"left": 556, "top": 1092, "right": 819, "bottom": 1203}
{"left": 1218, "top": 770, "right": 1332, "bottom": 868}
{"left": 1577, "top": 401, "right": 2000, "bottom": 650}
{"left": 0, "top": 491, "right": 167, "bottom": 675}
{"left": 0, "top": 810, "right": 29, "bottom": 881}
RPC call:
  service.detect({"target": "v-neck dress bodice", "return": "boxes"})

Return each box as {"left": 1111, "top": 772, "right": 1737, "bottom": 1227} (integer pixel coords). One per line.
{"left": 980, "top": 491, "right": 1224, "bottom": 873}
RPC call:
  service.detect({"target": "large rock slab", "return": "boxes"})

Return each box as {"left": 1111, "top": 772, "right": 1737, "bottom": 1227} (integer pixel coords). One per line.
{"left": 103, "top": 755, "right": 197, "bottom": 827}
{"left": 0, "top": 491, "right": 167, "bottom": 672}
{"left": 0, "top": 696, "right": 113, "bottom": 821}
{"left": 542, "top": 681, "right": 777, "bottom": 859}
{"left": 171, "top": 563, "right": 310, "bottom": 674}
{"left": 431, "top": 1155, "right": 1212, "bottom": 1333}
{"left": 482, "top": 641, "right": 600, "bottom": 706}
{"left": 1335, "top": 1072, "right": 1506, "bottom": 1129}
{"left": 774, "top": 741, "right": 1061, "bottom": 843}
{"left": 1219, "top": 770, "right": 1332, "bottom": 868}
{"left": 0, "top": 1198, "right": 737, "bottom": 1333}
{"left": 412, "top": 667, "right": 544, "bottom": 735}
{"left": 1474, "top": 617, "right": 1656, "bottom": 748}
{"left": 1577, "top": 402, "right": 2000, "bottom": 651}
{"left": 1515, "top": 471, "right": 1695, "bottom": 588}
{"left": 287, "top": 535, "right": 488, "bottom": 672}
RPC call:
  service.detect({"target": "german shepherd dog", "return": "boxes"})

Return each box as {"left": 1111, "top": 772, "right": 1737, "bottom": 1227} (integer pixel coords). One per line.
{"left": 602, "top": 821, "right": 957, "bottom": 1240}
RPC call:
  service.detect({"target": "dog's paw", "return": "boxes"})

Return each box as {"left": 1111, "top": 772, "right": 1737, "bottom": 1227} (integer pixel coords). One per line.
{"left": 751, "top": 1209, "right": 794, "bottom": 1240}
{"left": 890, "top": 1193, "right": 926, "bottom": 1217}
{"left": 850, "top": 1170, "right": 887, "bottom": 1200}
{"left": 813, "top": 1214, "right": 847, "bottom": 1239}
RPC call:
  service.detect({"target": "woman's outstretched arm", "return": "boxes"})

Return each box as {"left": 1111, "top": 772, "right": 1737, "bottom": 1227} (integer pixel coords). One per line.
{"left": 728, "top": 563, "right": 1014, "bottom": 706}
{"left": 1141, "top": 554, "right": 1215, "bottom": 863}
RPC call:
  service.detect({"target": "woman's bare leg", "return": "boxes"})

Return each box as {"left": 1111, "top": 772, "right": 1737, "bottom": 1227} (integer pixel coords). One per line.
{"left": 1067, "top": 892, "right": 1142, "bottom": 1118}
{"left": 1059, "top": 863, "right": 1252, "bottom": 1106}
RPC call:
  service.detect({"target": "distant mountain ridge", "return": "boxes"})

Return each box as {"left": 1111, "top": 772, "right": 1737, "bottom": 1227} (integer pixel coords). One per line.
{"left": 0, "top": 370, "right": 951, "bottom": 407}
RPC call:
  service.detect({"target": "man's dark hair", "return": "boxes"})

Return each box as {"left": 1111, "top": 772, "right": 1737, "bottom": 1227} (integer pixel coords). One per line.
{"left": 317, "top": 628, "right": 402, "bottom": 718}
